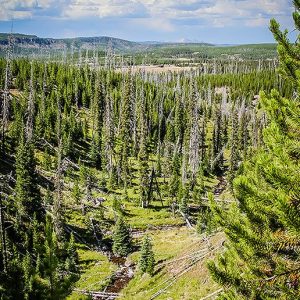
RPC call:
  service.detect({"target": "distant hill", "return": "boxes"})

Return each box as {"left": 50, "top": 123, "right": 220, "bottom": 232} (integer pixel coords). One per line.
{"left": 0, "top": 33, "right": 277, "bottom": 59}
{"left": 0, "top": 33, "right": 143, "bottom": 52}
{"left": 0, "top": 33, "right": 214, "bottom": 53}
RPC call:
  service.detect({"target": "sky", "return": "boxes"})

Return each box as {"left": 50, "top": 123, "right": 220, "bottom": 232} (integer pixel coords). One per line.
{"left": 0, "top": 0, "right": 295, "bottom": 44}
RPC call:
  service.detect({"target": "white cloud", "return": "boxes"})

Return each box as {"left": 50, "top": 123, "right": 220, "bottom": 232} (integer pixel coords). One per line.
{"left": 62, "top": 0, "right": 147, "bottom": 19}
{"left": 132, "top": 17, "right": 175, "bottom": 32}
{"left": 0, "top": 0, "right": 55, "bottom": 20}
{"left": 245, "top": 16, "right": 269, "bottom": 27}
{"left": 0, "top": 0, "right": 294, "bottom": 30}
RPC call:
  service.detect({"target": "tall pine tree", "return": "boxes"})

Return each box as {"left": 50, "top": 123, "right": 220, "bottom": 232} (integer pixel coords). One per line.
{"left": 15, "top": 133, "right": 43, "bottom": 225}
{"left": 208, "top": 4, "right": 300, "bottom": 299}
{"left": 112, "top": 217, "right": 132, "bottom": 257}
{"left": 139, "top": 235, "right": 155, "bottom": 276}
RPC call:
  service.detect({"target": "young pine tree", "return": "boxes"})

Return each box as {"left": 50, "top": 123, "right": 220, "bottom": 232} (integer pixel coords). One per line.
{"left": 208, "top": 5, "right": 300, "bottom": 299}
{"left": 138, "top": 136, "right": 150, "bottom": 208}
{"left": 228, "top": 108, "right": 240, "bottom": 189}
{"left": 139, "top": 235, "right": 155, "bottom": 276}
{"left": 112, "top": 217, "right": 132, "bottom": 257}
{"left": 15, "top": 135, "right": 43, "bottom": 224}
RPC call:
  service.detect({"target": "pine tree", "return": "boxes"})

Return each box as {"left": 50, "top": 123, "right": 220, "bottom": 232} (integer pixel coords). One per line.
{"left": 65, "top": 233, "right": 78, "bottom": 275}
{"left": 138, "top": 96, "right": 150, "bottom": 207}
{"left": 15, "top": 135, "right": 43, "bottom": 224}
{"left": 238, "top": 101, "right": 249, "bottom": 159}
{"left": 139, "top": 235, "right": 155, "bottom": 276}
{"left": 138, "top": 138, "right": 149, "bottom": 208}
{"left": 72, "top": 179, "right": 81, "bottom": 205}
{"left": 208, "top": 5, "right": 300, "bottom": 299}
{"left": 228, "top": 108, "right": 240, "bottom": 189}
{"left": 112, "top": 217, "right": 132, "bottom": 257}
{"left": 53, "top": 94, "right": 65, "bottom": 240}
{"left": 169, "top": 151, "right": 181, "bottom": 199}
{"left": 174, "top": 94, "right": 185, "bottom": 150}
{"left": 89, "top": 73, "right": 104, "bottom": 169}
{"left": 211, "top": 106, "right": 224, "bottom": 174}
{"left": 102, "top": 87, "right": 115, "bottom": 186}
{"left": 43, "top": 215, "right": 60, "bottom": 299}
{"left": 118, "top": 72, "right": 133, "bottom": 188}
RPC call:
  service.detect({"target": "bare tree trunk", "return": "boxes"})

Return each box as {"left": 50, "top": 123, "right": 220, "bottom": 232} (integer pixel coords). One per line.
{"left": 1, "top": 34, "right": 13, "bottom": 154}
{"left": 0, "top": 193, "right": 7, "bottom": 273}
{"left": 53, "top": 94, "right": 64, "bottom": 240}
{"left": 26, "top": 61, "right": 35, "bottom": 142}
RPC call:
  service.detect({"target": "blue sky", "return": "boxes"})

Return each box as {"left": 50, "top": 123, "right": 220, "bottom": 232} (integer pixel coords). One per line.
{"left": 0, "top": 0, "right": 294, "bottom": 44}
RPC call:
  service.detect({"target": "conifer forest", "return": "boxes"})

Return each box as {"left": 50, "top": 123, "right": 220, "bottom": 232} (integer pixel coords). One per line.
{"left": 0, "top": 1, "right": 299, "bottom": 300}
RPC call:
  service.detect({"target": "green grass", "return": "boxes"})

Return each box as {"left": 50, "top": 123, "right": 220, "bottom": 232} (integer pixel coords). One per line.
{"left": 67, "top": 247, "right": 118, "bottom": 300}
{"left": 121, "top": 229, "right": 222, "bottom": 300}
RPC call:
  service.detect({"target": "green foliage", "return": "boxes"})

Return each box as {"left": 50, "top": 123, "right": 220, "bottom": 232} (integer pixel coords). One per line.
{"left": 169, "top": 152, "right": 181, "bottom": 198}
{"left": 15, "top": 136, "right": 43, "bottom": 224}
{"left": 112, "top": 196, "right": 125, "bottom": 216}
{"left": 228, "top": 109, "right": 240, "bottom": 188}
{"left": 138, "top": 135, "right": 150, "bottom": 208}
{"left": 112, "top": 217, "right": 132, "bottom": 257}
{"left": 72, "top": 180, "right": 82, "bottom": 205}
{"left": 208, "top": 6, "right": 300, "bottom": 299}
{"left": 139, "top": 235, "right": 155, "bottom": 276}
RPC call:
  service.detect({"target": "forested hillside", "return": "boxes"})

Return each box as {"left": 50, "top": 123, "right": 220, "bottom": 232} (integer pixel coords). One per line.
{"left": 0, "top": 32, "right": 277, "bottom": 62}
{"left": 0, "top": 2, "right": 298, "bottom": 300}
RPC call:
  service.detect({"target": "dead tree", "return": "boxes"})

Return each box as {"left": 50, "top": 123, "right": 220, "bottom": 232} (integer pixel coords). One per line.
{"left": 78, "top": 47, "right": 82, "bottom": 67}
{"left": 147, "top": 168, "right": 163, "bottom": 207}
{"left": 53, "top": 92, "right": 65, "bottom": 240}
{"left": 85, "top": 49, "right": 89, "bottom": 66}
{"left": 188, "top": 94, "right": 200, "bottom": 182}
{"left": 0, "top": 192, "right": 7, "bottom": 273}
{"left": 1, "top": 32, "right": 13, "bottom": 153}
{"left": 103, "top": 89, "right": 115, "bottom": 177}
{"left": 105, "top": 39, "right": 115, "bottom": 70}
{"left": 40, "top": 62, "right": 47, "bottom": 119}
{"left": 25, "top": 61, "right": 35, "bottom": 142}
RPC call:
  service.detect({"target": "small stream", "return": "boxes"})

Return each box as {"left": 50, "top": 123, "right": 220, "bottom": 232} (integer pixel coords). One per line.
{"left": 94, "top": 256, "right": 134, "bottom": 299}
{"left": 213, "top": 176, "right": 227, "bottom": 196}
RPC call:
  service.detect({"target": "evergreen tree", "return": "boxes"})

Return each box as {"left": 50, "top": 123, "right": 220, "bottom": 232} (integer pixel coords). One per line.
{"left": 65, "top": 233, "right": 78, "bottom": 275}
{"left": 112, "top": 217, "right": 132, "bottom": 257}
{"left": 72, "top": 179, "right": 81, "bottom": 205}
{"left": 43, "top": 215, "right": 60, "bottom": 299}
{"left": 169, "top": 151, "right": 181, "bottom": 199}
{"left": 138, "top": 138, "right": 150, "bottom": 208}
{"left": 174, "top": 94, "right": 185, "bottom": 150}
{"left": 139, "top": 235, "right": 155, "bottom": 276}
{"left": 102, "top": 88, "right": 115, "bottom": 186}
{"left": 228, "top": 108, "right": 240, "bottom": 189}
{"left": 238, "top": 102, "right": 249, "bottom": 159}
{"left": 89, "top": 73, "right": 104, "bottom": 169}
{"left": 208, "top": 6, "right": 300, "bottom": 299}
{"left": 212, "top": 106, "right": 224, "bottom": 174}
{"left": 118, "top": 72, "right": 133, "bottom": 188}
{"left": 15, "top": 135, "right": 43, "bottom": 224}
{"left": 138, "top": 90, "right": 150, "bottom": 208}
